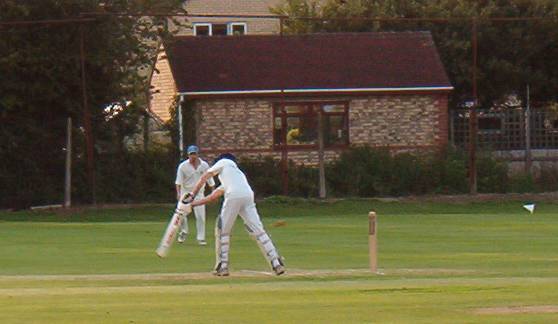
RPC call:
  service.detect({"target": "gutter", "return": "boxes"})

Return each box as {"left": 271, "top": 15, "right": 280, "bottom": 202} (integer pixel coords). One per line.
{"left": 178, "top": 86, "right": 454, "bottom": 96}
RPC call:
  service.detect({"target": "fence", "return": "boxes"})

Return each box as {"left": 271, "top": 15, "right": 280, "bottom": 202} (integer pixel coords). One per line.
{"left": 451, "top": 106, "right": 558, "bottom": 169}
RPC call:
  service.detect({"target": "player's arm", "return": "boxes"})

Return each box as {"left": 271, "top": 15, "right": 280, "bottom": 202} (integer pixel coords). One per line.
{"left": 191, "top": 171, "right": 215, "bottom": 197}
{"left": 175, "top": 164, "right": 184, "bottom": 201}
{"left": 175, "top": 185, "right": 181, "bottom": 201}
{"left": 191, "top": 187, "right": 224, "bottom": 207}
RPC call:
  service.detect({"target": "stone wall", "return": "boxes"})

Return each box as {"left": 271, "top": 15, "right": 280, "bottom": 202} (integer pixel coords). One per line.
{"left": 193, "top": 93, "right": 449, "bottom": 165}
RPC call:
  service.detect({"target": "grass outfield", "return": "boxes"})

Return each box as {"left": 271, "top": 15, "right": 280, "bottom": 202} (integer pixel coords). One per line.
{"left": 1, "top": 198, "right": 558, "bottom": 322}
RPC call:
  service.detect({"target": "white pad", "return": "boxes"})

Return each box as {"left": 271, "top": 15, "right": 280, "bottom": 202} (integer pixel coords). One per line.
{"left": 215, "top": 226, "right": 231, "bottom": 267}
{"left": 253, "top": 231, "right": 279, "bottom": 264}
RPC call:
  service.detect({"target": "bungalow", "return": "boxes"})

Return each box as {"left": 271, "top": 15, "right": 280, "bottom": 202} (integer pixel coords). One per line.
{"left": 165, "top": 32, "right": 453, "bottom": 164}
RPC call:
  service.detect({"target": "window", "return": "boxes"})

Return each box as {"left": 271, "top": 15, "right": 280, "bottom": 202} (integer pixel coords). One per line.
{"left": 193, "top": 23, "right": 211, "bottom": 36}
{"left": 212, "top": 24, "right": 228, "bottom": 36}
{"left": 273, "top": 102, "right": 349, "bottom": 148}
{"left": 230, "top": 23, "right": 247, "bottom": 35}
{"left": 193, "top": 22, "right": 247, "bottom": 36}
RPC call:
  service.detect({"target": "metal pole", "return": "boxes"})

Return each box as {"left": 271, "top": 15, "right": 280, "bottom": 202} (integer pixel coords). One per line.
{"left": 318, "top": 108, "right": 326, "bottom": 199}
{"left": 64, "top": 117, "right": 72, "bottom": 208}
{"left": 525, "top": 84, "right": 532, "bottom": 173}
{"left": 279, "top": 19, "right": 288, "bottom": 195}
{"left": 468, "top": 17, "right": 478, "bottom": 194}
{"left": 80, "top": 23, "right": 96, "bottom": 204}
{"left": 178, "top": 95, "right": 185, "bottom": 159}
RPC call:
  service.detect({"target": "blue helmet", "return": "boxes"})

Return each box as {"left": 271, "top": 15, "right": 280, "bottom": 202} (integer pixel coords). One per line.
{"left": 213, "top": 153, "right": 237, "bottom": 164}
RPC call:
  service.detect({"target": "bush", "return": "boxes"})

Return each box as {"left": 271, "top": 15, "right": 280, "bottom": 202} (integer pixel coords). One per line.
{"left": 327, "top": 146, "right": 469, "bottom": 197}
{"left": 237, "top": 157, "right": 319, "bottom": 198}
{"left": 507, "top": 172, "right": 536, "bottom": 193}
{"left": 91, "top": 149, "right": 177, "bottom": 203}
{"left": 238, "top": 156, "right": 282, "bottom": 197}
{"left": 476, "top": 153, "right": 509, "bottom": 193}
{"left": 534, "top": 164, "right": 558, "bottom": 192}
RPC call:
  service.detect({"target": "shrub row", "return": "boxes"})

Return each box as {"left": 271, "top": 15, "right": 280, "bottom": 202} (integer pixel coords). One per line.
{"left": 4, "top": 145, "right": 558, "bottom": 209}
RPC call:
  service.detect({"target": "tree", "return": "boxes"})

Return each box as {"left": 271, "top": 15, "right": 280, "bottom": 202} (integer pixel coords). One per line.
{"left": 0, "top": 0, "right": 186, "bottom": 208}
{"left": 271, "top": 0, "right": 558, "bottom": 107}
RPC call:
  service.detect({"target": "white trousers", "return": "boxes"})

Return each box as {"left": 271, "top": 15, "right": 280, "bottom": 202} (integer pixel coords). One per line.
{"left": 179, "top": 193, "right": 206, "bottom": 241}
{"left": 215, "top": 195, "right": 280, "bottom": 269}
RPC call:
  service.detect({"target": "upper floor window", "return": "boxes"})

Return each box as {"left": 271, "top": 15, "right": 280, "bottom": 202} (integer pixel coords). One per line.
{"left": 193, "top": 22, "right": 247, "bottom": 36}
{"left": 193, "top": 23, "right": 211, "bottom": 36}
{"left": 229, "top": 23, "right": 247, "bottom": 35}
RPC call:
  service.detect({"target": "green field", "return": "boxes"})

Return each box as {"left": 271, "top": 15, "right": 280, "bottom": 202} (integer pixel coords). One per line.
{"left": 2, "top": 198, "right": 558, "bottom": 323}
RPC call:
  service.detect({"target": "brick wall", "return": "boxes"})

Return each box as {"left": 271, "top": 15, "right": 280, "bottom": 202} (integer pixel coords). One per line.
{"left": 349, "top": 94, "right": 448, "bottom": 149}
{"left": 196, "top": 99, "right": 273, "bottom": 150}
{"left": 193, "top": 93, "right": 450, "bottom": 164}
{"left": 150, "top": 49, "right": 176, "bottom": 122}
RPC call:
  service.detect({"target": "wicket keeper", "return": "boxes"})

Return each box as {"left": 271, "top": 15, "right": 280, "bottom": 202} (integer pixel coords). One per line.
{"left": 175, "top": 145, "right": 214, "bottom": 245}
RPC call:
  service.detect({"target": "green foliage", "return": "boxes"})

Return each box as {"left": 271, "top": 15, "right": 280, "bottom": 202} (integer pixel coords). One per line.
{"left": 235, "top": 146, "right": 542, "bottom": 198}
{"left": 288, "top": 161, "right": 319, "bottom": 197}
{"left": 508, "top": 172, "right": 536, "bottom": 193}
{"left": 476, "top": 153, "right": 509, "bottom": 193}
{"left": 534, "top": 164, "right": 558, "bottom": 192}
{"left": 271, "top": 0, "right": 558, "bottom": 105}
{"left": 506, "top": 166, "right": 558, "bottom": 193}
{"left": 327, "top": 146, "right": 469, "bottom": 197}
{"left": 0, "top": 0, "right": 186, "bottom": 208}
{"left": 93, "top": 149, "right": 177, "bottom": 203}
{"left": 238, "top": 156, "right": 283, "bottom": 197}
{"left": 237, "top": 157, "right": 319, "bottom": 198}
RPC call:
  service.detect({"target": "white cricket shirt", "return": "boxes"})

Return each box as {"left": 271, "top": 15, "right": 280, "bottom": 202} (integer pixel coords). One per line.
{"left": 175, "top": 158, "right": 215, "bottom": 196}
{"left": 208, "top": 158, "right": 253, "bottom": 199}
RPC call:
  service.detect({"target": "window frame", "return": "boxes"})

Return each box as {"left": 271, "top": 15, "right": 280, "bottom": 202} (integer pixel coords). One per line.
{"left": 193, "top": 22, "right": 248, "bottom": 36}
{"left": 193, "top": 23, "right": 212, "bottom": 36}
{"left": 228, "top": 22, "right": 248, "bottom": 35}
{"left": 273, "top": 101, "right": 350, "bottom": 150}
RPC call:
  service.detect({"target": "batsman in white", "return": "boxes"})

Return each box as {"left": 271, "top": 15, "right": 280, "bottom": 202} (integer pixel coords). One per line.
{"left": 189, "top": 153, "right": 285, "bottom": 276}
{"left": 175, "top": 145, "right": 215, "bottom": 245}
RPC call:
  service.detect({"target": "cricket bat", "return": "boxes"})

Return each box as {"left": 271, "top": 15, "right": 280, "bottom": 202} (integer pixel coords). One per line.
{"left": 156, "top": 193, "right": 194, "bottom": 258}
{"left": 156, "top": 209, "right": 188, "bottom": 258}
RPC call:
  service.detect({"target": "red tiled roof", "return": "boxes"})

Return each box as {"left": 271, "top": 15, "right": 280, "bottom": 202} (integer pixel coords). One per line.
{"left": 166, "top": 32, "right": 452, "bottom": 95}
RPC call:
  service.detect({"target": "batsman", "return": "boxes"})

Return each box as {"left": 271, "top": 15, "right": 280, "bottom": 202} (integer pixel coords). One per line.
{"left": 189, "top": 153, "right": 285, "bottom": 276}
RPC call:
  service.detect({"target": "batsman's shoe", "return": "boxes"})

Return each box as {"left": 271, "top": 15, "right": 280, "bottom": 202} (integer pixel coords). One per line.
{"left": 177, "top": 231, "right": 187, "bottom": 243}
{"left": 197, "top": 240, "right": 207, "bottom": 246}
{"left": 272, "top": 257, "right": 286, "bottom": 276}
{"left": 213, "top": 263, "right": 229, "bottom": 277}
